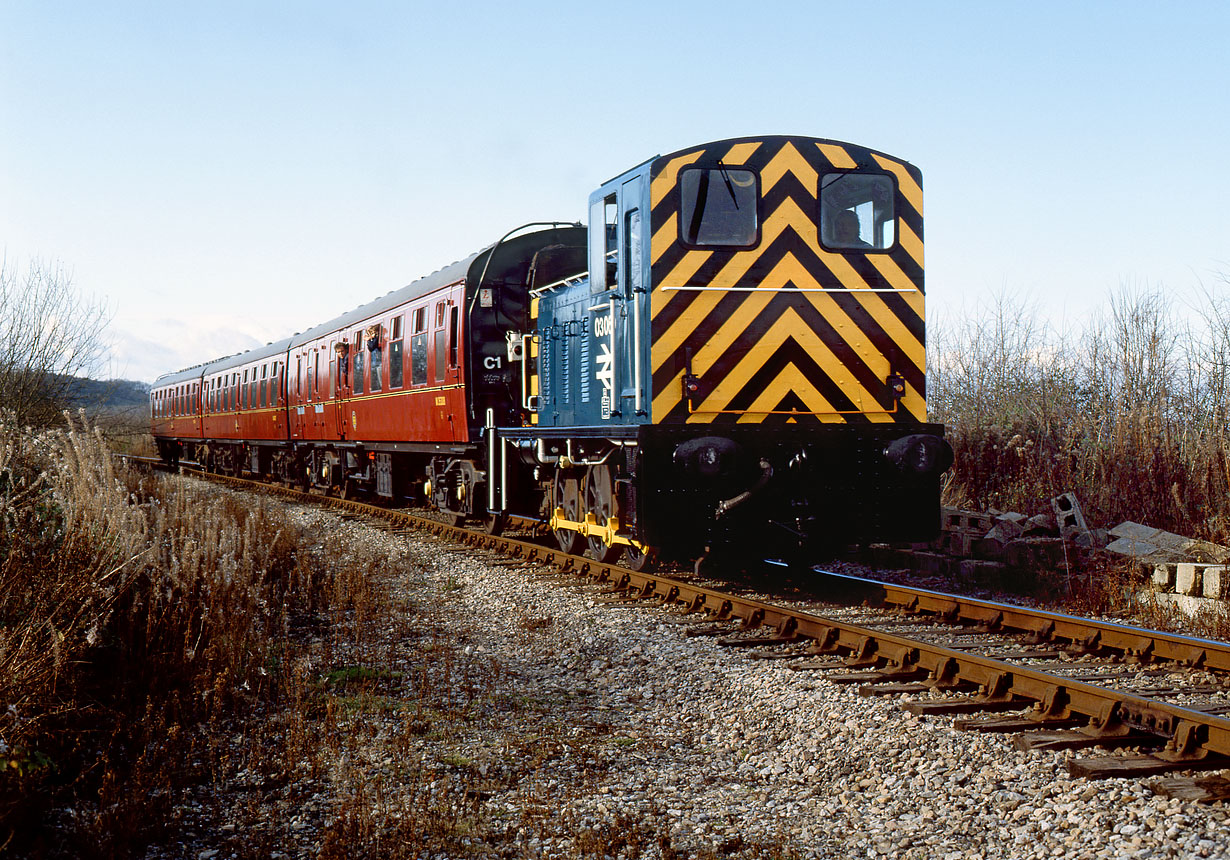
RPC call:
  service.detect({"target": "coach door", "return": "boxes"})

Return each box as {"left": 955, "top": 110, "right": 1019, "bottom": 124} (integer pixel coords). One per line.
{"left": 332, "top": 336, "right": 350, "bottom": 440}
{"left": 290, "top": 349, "right": 307, "bottom": 440}
{"left": 432, "top": 299, "right": 463, "bottom": 441}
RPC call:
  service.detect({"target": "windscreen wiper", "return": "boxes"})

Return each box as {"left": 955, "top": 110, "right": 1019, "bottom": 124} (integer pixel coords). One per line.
{"left": 716, "top": 160, "right": 739, "bottom": 208}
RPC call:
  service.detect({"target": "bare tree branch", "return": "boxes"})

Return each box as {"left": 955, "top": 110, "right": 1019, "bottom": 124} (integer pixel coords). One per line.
{"left": 0, "top": 258, "right": 112, "bottom": 427}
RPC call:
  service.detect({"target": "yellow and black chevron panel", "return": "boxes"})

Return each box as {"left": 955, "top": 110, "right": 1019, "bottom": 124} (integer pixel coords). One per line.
{"left": 648, "top": 136, "right": 925, "bottom": 426}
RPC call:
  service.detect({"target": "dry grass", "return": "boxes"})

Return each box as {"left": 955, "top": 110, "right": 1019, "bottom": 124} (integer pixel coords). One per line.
{"left": 0, "top": 413, "right": 360, "bottom": 855}
{"left": 1, "top": 415, "right": 802, "bottom": 858}
{"left": 930, "top": 281, "right": 1230, "bottom": 545}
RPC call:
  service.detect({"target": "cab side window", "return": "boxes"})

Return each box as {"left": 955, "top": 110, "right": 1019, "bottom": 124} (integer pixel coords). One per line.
{"left": 589, "top": 194, "right": 618, "bottom": 293}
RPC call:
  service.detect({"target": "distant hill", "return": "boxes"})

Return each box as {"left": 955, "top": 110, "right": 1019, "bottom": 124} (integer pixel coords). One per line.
{"left": 65, "top": 377, "right": 151, "bottom": 413}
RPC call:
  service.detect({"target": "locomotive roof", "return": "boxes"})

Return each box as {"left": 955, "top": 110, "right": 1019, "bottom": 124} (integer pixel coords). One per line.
{"left": 650, "top": 134, "right": 919, "bottom": 175}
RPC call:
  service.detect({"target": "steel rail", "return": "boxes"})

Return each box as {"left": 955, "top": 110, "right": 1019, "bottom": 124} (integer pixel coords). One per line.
{"left": 816, "top": 570, "right": 1230, "bottom": 672}
{"left": 141, "top": 460, "right": 1230, "bottom": 776}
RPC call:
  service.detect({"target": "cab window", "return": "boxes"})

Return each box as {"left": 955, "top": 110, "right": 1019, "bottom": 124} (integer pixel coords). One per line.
{"left": 679, "top": 166, "right": 758, "bottom": 248}
{"left": 819, "top": 173, "right": 896, "bottom": 251}
{"left": 588, "top": 194, "right": 618, "bottom": 293}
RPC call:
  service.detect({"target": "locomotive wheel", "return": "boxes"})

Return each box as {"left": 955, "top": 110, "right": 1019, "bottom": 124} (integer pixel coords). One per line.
{"left": 622, "top": 544, "right": 658, "bottom": 572}
{"left": 585, "top": 466, "right": 622, "bottom": 564}
{"left": 482, "top": 512, "right": 507, "bottom": 536}
{"left": 553, "top": 471, "right": 586, "bottom": 555}
{"left": 445, "top": 512, "right": 466, "bottom": 527}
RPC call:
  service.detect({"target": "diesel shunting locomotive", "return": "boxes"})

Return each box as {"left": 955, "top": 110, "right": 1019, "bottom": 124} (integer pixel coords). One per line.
{"left": 152, "top": 135, "right": 952, "bottom": 570}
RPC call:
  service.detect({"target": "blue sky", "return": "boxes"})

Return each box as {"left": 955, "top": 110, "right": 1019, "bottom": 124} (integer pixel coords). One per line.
{"left": 2, "top": 1, "right": 1228, "bottom": 381}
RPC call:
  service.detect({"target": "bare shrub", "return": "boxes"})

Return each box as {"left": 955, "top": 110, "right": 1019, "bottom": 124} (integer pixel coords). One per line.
{"left": 930, "top": 281, "right": 1230, "bottom": 542}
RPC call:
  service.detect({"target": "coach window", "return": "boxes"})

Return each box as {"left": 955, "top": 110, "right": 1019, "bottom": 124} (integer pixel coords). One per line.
{"left": 411, "top": 308, "right": 428, "bottom": 385}
{"left": 259, "top": 365, "right": 267, "bottom": 408}
{"left": 679, "top": 166, "right": 759, "bottom": 248}
{"left": 448, "top": 306, "right": 459, "bottom": 368}
{"left": 369, "top": 325, "right": 383, "bottom": 393}
{"left": 433, "top": 302, "right": 447, "bottom": 381}
{"left": 271, "top": 364, "right": 280, "bottom": 406}
{"left": 250, "top": 373, "right": 258, "bottom": 409}
{"left": 352, "top": 332, "right": 365, "bottom": 395}
{"left": 389, "top": 316, "right": 404, "bottom": 389}
{"left": 819, "top": 173, "right": 895, "bottom": 251}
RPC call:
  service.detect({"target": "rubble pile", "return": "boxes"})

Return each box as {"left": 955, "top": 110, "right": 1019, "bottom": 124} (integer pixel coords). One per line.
{"left": 863, "top": 494, "right": 1230, "bottom": 613}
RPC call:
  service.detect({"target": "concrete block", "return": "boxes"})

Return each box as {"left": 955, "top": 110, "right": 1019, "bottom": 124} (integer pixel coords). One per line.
{"left": 1109, "top": 523, "right": 1230, "bottom": 564}
{"left": 914, "top": 551, "right": 955, "bottom": 576}
{"left": 1111, "top": 521, "right": 1161, "bottom": 541}
{"left": 1105, "top": 536, "right": 1183, "bottom": 564}
{"left": 972, "top": 536, "right": 1006, "bottom": 561}
{"left": 1175, "top": 563, "right": 1203, "bottom": 596}
{"left": 1142, "top": 591, "right": 1229, "bottom": 619}
{"left": 986, "top": 520, "right": 1024, "bottom": 542}
{"left": 1003, "top": 538, "right": 1066, "bottom": 570}
{"left": 1050, "top": 492, "right": 1089, "bottom": 539}
{"left": 942, "top": 507, "right": 994, "bottom": 534}
{"left": 996, "top": 512, "right": 1028, "bottom": 526}
{"left": 1023, "top": 514, "right": 1057, "bottom": 536}
{"left": 1152, "top": 564, "right": 1176, "bottom": 590}
{"left": 944, "top": 532, "right": 977, "bottom": 557}
{"left": 1075, "top": 528, "right": 1109, "bottom": 550}
{"left": 1202, "top": 566, "right": 1230, "bottom": 599}
{"left": 960, "top": 559, "right": 1008, "bottom": 589}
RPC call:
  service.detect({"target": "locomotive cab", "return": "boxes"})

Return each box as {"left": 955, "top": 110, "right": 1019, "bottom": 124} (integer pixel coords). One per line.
{"left": 515, "top": 136, "right": 952, "bottom": 567}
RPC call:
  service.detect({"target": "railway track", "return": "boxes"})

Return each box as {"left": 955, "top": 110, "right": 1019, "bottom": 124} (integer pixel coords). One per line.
{"left": 127, "top": 455, "right": 1230, "bottom": 801}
